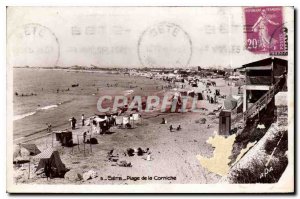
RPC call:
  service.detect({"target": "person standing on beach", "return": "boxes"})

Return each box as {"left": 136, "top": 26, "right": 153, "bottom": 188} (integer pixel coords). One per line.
{"left": 46, "top": 123, "right": 52, "bottom": 133}
{"left": 48, "top": 123, "right": 52, "bottom": 133}
{"left": 177, "top": 125, "right": 182, "bottom": 131}
{"left": 81, "top": 114, "right": 85, "bottom": 126}
{"left": 69, "top": 118, "right": 73, "bottom": 128}
{"left": 83, "top": 132, "right": 87, "bottom": 143}
{"left": 71, "top": 117, "right": 76, "bottom": 129}
{"left": 169, "top": 125, "right": 173, "bottom": 132}
{"left": 214, "top": 93, "right": 217, "bottom": 104}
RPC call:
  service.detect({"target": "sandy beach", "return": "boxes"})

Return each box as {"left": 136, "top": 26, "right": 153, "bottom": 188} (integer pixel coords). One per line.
{"left": 13, "top": 68, "right": 236, "bottom": 184}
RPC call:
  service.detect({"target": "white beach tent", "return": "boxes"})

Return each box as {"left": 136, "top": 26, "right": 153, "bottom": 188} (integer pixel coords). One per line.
{"left": 93, "top": 116, "right": 107, "bottom": 124}
{"left": 115, "top": 116, "right": 123, "bottom": 125}
{"left": 132, "top": 113, "right": 140, "bottom": 121}
{"left": 122, "top": 117, "right": 129, "bottom": 125}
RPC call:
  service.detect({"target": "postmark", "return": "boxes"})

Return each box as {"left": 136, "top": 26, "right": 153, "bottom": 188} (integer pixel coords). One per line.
{"left": 7, "top": 23, "right": 60, "bottom": 67}
{"left": 243, "top": 7, "right": 287, "bottom": 55}
{"left": 138, "top": 22, "right": 192, "bottom": 67}
{"left": 71, "top": 25, "right": 130, "bottom": 36}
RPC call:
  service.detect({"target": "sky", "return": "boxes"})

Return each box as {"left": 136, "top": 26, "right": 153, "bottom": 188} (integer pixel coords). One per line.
{"left": 6, "top": 7, "right": 293, "bottom": 69}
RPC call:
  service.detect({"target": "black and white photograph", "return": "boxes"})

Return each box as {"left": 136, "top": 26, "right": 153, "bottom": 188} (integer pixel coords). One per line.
{"left": 5, "top": 6, "right": 294, "bottom": 193}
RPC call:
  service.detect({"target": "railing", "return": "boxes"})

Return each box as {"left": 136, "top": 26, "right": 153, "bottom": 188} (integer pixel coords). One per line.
{"left": 246, "top": 76, "right": 273, "bottom": 85}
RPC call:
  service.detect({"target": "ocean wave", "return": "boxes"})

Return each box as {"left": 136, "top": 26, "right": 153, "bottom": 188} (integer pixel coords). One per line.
{"left": 123, "top": 90, "right": 134, "bottom": 96}
{"left": 14, "top": 104, "right": 59, "bottom": 121}
{"left": 37, "top": 104, "right": 58, "bottom": 110}
{"left": 13, "top": 111, "right": 36, "bottom": 121}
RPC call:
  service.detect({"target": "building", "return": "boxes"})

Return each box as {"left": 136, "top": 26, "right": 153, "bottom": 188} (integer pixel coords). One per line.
{"left": 236, "top": 57, "right": 287, "bottom": 114}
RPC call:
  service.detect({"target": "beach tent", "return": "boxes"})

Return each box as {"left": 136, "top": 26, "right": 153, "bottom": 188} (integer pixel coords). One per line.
{"left": 232, "top": 95, "right": 243, "bottom": 113}
{"left": 13, "top": 145, "right": 22, "bottom": 161}
{"left": 178, "top": 89, "right": 188, "bottom": 96}
{"left": 13, "top": 144, "right": 30, "bottom": 163}
{"left": 167, "top": 73, "right": 177, "bottom": 78}
{"left": 99, "top": 120, "right": 110, "bottom": 134}
{"left": 132, "top": 113, "right": 140, "bottom": 121}
{"left": 93, "top": 117, "right": 110, "bottom": 133}
{"left": 115, "top": 116, "right": 123, "bottom": 125}
{"left": 54, "top": 131, "right": 73, "bottom": 146}
{"left": 104, "top": 111, "right": 119, "bottom": 116}
{"left": 94, "top": 117, "right": 107, "bottom": 123}
{"left": 34, "top": 148, "right": 67, "bottom": 177}
{"left": 192, "top": 83, "right": 198, "bottom": 87}
{"left": 123, "top": 117, "right": 129, "bottom": 125}
{"left": 188, "top": 90, "right": 195, "bottom": 97}
{"left": 197, "top": 92, "right": 203, "bottom": 100}
{"left": 55, "top": 131, "right": 73, "bottom": 147}
{"left": 193, "top": 87, "right": 204, "bottom": 100}
{"left": 21, "top": 143, "right": 41, "bottom": 155}
{"left": 223, "top": 95, "right": 238, "bottom": 110}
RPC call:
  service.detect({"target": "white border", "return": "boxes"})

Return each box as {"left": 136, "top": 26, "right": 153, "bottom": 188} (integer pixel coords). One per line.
{"left": 1, "top": 0, "right": 298, "bottom": 196}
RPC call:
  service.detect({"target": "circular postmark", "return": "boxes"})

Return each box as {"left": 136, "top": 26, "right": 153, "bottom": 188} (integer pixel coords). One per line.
{"left": 7, "top": 23, "right": 60, "bottom": 67}
{"left": 138, "top": 22, "right": 192, "bottom": 68}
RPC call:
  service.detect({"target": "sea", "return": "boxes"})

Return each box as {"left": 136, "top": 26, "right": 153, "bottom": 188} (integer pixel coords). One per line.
{"left": 13, "top": 68, "right": 162, "bottom": 141}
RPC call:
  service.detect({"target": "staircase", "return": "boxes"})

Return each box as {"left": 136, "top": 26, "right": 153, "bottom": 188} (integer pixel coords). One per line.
{"left": 234, "top": 75, "right": 285, "bottom": 123}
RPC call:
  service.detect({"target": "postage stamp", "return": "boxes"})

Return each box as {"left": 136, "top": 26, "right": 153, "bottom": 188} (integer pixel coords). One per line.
{"left": 244, "top": 7, "right": 288, "bottom": 55}
{"left": 138, "top": 22, "right": 192, "bottom": 67}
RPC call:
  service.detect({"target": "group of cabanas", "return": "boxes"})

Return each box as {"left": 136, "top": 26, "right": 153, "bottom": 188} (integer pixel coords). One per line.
{"left": 90, "top": 110, "right": 141, "bottom": 133}
{"left": 13, "top": 144, "right": 67, "bottom": 179}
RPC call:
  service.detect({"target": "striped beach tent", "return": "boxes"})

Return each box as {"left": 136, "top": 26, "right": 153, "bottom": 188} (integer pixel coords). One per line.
{"left": 34, "top": 147, "right": 54, "bottom": 159}
{"left": 34, "top": 148, "right": 67, "bottom": 177}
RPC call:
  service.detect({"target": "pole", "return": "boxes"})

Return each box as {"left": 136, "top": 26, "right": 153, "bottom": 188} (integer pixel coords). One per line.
{"left": 28, "top": 159, "right": 30, "bottom": 179}
{"left": 84, "top": 141, "right": 85, "bottom": 157}
{"left": 133, "top": 118, "right": 134, "bottom": 128}
{"left": 72, "top": 140, "right": 74, "bottom": 154}
{"left": 18, "top": 143, "right": 21, "bottom": 157}
{"left": 45, "top": 135, "right": 47, "bottom": 147}
{"left": 52, "top": 132, "right": 53, "bottom": 147}
{"left": 77, "top": 135, "right": 80, "bottom": 152}
{"left": 90, "top": 135, "right": 92, "bottom": 153}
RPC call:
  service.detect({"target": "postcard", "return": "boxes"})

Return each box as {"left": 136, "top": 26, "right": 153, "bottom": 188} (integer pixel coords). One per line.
{"left": 6, "top": 6, "right": 294, "bottom": 193}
